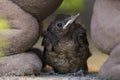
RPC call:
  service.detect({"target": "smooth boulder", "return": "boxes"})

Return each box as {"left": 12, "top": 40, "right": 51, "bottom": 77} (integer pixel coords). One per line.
{"left": 0, "top": 0, "right": 63, "bottom": 56}
{"left": 91, "top": 0, "right": 120, "bottom": 80}
{"left": 0, "top": 49, "right": 42, "bottom": 76}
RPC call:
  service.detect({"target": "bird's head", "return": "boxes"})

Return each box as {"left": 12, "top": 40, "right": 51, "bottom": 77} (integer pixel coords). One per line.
{"left": 48, "top": 13, "right": 80, "bottom": 37}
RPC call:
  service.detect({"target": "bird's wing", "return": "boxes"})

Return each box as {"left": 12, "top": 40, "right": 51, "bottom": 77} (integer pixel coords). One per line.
{"left": 42, "top": 31, "right": 54, "bottom": 52}
{"left": 75, "top": 23, "right": 92, "bottom": 58}
{"left": 77, "top": 26, "right": 88, "bottom": 47}
{"left": 41, "top": 31, "right": 53, "bottom": 68}
{"left": 42, "top": 31, "right": 51, "bottom": 47}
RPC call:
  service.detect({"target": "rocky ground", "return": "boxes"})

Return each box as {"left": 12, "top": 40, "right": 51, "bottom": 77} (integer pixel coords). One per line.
{"left": 0, "top": 73, "right": 99, "bottom": 80}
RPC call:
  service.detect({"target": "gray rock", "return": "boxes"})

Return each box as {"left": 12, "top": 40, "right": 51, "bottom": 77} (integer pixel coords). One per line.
{"left": 0, "top": 0, "right": 62, "bottom": 76}
{"left": 80, "top": 0, "right": 95, "bottom": 33}
{"left": 0, "top": 0, "right": 63, "bottom": 56}
{"left": 10, "top": 0, "right": 63, "bottom": 21}
{"left": 0, "top": 50, "right": 42, "bottom": 76}
{"left": 91, "top": 0, "right": 120, "bottom": 80}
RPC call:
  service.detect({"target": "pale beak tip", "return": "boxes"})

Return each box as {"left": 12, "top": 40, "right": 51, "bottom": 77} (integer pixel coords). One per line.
{"left": 63, "top": 13, "right": 80, "bottom": 29}
{"left": 75, "top": 13, "right": 80, "bottom": 18}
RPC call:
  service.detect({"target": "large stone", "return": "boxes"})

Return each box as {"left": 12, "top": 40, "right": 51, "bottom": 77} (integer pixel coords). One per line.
{"left": 80, "top": 0, "right": 95, "bottom": 33}
{"left": 0, "top": 0, "right": 63, "bottom": 56}
{"left": 10, "top": 0, "right": 63, "bottom": 21}
{"left": 91, "top": 0, "right": 120, "bottom": 54}
{"left": 91, "top": 0, "right": 120, "bottom": 80}
{"left": 0, "top": 49, "right": 42, "bottom": 76}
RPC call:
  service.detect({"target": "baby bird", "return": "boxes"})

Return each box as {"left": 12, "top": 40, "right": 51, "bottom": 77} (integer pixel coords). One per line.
{"left": 42, "top": 13, "right": 91, "bottom": 76}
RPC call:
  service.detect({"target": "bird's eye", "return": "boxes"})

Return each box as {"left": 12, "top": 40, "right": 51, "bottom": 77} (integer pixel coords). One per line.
{"left": 57, "top": 23, "right": 63, "bottom": 28}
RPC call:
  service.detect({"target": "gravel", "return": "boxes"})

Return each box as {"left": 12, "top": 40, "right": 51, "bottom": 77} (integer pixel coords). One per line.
{"left": 0, "top": 73, "right": 100, "bottom": 80}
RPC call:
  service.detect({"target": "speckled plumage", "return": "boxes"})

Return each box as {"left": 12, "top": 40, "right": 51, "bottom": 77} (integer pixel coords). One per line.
{"left": 42, "top": 14, "right": 91, "bottom": 74}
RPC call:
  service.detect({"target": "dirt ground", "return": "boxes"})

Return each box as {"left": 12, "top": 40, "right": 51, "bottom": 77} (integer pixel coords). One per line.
{"left": 88, "top": 39, "right": 108, "bottom": 73}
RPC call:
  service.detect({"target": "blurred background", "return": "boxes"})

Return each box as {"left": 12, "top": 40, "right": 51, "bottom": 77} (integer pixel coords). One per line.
{"left": 35, "top": 0, "right": 108, "bottom": 73}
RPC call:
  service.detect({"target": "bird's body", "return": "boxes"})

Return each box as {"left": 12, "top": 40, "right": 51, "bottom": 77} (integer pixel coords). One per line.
{"left": 42, "top": 14, "right": 91, "bottom": 74}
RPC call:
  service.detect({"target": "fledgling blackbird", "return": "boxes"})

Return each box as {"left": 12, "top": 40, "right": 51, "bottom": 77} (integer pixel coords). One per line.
{"left": 42, "top": 13, "right": 91, "bottom": 76}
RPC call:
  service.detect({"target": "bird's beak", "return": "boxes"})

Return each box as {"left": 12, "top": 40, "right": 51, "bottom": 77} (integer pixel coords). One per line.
{"left": 63, "top": 13, "right": 80, "bottom": 29}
